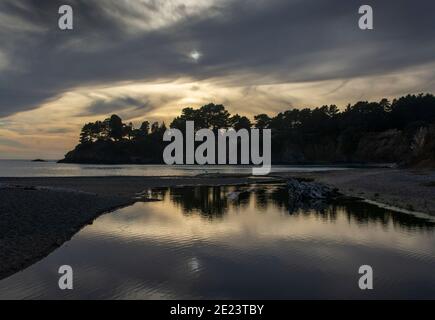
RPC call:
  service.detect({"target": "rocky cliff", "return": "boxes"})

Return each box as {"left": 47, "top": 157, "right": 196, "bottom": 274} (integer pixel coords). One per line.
{"left": 59, "top": 140, "right": 164, "bottom": 164}
{"left": 275, "top": 125, "right": 435, "bottom": 166}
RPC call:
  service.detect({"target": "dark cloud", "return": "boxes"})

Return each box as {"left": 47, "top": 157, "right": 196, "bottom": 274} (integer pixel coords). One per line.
{"left": 82, "top": 96, "right": 153, "bottom": 117}
{"left": 1, "top": 0, "right": 435, "bottom": 117}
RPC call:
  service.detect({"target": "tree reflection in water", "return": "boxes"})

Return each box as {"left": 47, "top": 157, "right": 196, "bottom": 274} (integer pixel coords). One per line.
{"left": 140, "top": 184, "right": 435, "bottom": 231}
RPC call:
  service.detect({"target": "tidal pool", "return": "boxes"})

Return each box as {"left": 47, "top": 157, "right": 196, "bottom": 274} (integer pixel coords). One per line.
{"left": 1, "top": 184, "right": 435, "bottom": 299}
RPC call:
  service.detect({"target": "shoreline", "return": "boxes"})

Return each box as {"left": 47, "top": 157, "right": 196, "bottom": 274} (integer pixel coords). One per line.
{"left": 1, "top": 168, "right": 435, "bottom": 280}
{"left": 0, "top": 175, "right": 282, "bottom": 280}
{"left": 279, "top": 168, "right": 435, "bottom": 216}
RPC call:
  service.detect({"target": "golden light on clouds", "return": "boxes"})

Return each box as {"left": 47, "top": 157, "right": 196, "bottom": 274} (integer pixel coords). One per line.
{"left": 1, "top": 62, "right": 435, "bottom": 159}
{"left": 2, "top": 0, "right": 435, "bottom": 159}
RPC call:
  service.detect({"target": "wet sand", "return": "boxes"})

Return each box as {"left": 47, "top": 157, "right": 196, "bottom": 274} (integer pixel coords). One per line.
{"left": 1, "top": 169, "right": 435, "bottom": 280}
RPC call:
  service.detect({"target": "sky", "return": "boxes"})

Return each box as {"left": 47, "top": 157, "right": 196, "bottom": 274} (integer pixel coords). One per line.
{"left": 1, "top": 0, "right": 435, "bottom": 159}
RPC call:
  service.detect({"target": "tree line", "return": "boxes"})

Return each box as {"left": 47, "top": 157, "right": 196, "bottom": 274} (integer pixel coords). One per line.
{"left": 78, "top": 93, "right": 435, "bottom": 145}
{"left": 79, "top": 115, "right": 167, "bottom": 144}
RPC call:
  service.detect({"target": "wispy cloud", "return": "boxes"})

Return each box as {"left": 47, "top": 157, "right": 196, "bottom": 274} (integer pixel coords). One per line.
{"left": 1, "top": 0, "right": 435, "bottom": 158}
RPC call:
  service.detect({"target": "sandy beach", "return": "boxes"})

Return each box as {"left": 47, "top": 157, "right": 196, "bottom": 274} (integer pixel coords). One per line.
{"left": 1, "top": 168, "right": 435, "bottom": 280}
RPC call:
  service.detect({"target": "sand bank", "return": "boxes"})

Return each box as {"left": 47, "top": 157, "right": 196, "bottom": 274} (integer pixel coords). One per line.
{"left": 1, "top": 169, "right": 434, "bottom": 279}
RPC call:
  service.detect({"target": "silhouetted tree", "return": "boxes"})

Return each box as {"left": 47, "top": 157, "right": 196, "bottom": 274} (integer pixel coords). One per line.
{"left": 230, "top": 114, "right": 252, "bottom": 130}
{"left": 140, "top": 121, "right": 150, "bottom": 135}
{"left": 199, "top": 103, "right": 231, "bottom": 129}
{"left": 73, "top": 93, "right": 435, "bottom": 165}
{"left": 254, "top": 114, "right": 271, "bottom": 129}
{"left": 151, "top": 121, "right": 159, "bottom": 134}
{"left": 79, "top": 123, "right": 93, "bottom": 144}
{"left": 106, "top": 114, "right": 123, "bottom": 141}
{"left": 123, "top": 122, "right": 134, "bottom": 140}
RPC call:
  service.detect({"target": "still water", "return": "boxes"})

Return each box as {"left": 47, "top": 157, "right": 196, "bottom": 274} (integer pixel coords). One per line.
{"left": 0, "top": 159, "right": 352, "bottom": 177}
{"left": 1, "top": 184, "right": 435, "bottom": 299}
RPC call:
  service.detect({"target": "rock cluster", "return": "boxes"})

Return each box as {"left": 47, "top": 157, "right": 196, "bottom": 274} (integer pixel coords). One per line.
{"left": 287, "top": 178, "right": 340, "bottom": 202}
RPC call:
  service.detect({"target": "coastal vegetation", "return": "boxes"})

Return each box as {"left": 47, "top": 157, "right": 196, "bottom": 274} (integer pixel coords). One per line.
{"left": 61, "top": 93, "right": 435, "bottom": 166}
